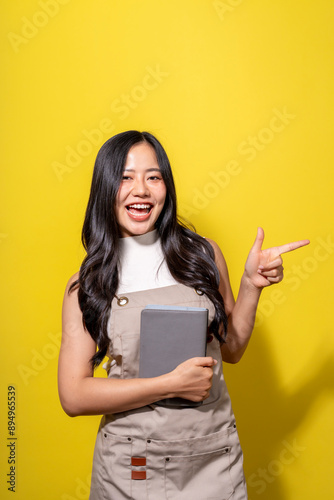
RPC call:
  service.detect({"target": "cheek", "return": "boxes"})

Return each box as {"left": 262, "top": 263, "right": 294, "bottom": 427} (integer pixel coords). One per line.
{"left": 115, "top": 190, "right": 125, "bottom": 217}
{"left": 159, "top": 184, "right": 167, "bottom": 204}
{"left": 117, "top": 183, "right": 124, "bottom": 198}
{"left": 156, "top": 191, "right": 167, "bottom": 217}
{"left": 115, "top": 196, "right": 121, "bottom": 213}
{"left": 116, "top": 184, "right": 128, "bottom": 205}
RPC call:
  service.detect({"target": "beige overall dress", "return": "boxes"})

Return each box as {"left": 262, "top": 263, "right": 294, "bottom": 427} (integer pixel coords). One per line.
{"left": 89, "top": 284, "right": 248, "bottom": 500}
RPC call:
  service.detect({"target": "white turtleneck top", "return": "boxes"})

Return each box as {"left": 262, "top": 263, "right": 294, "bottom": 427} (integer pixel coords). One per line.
{"left": 104, "top": 230, "right": 178, "bottom": 366}
{"left": 117, "top": 229, "right": 178, "bottom": 294}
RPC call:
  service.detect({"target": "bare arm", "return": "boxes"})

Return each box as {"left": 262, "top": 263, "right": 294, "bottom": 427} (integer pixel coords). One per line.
{"left": 206, "top": 239, "right": 259, "bottom": 364}
{"left": 207, "top": 228, "right": 310, "bottom": 364}
{"left": 58, "top": 273, "right": 216, "bottom": 417}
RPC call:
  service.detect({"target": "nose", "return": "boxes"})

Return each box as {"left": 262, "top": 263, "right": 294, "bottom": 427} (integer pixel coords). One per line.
{"left": 132, "top": 177, "right": 149, "bottom": 197}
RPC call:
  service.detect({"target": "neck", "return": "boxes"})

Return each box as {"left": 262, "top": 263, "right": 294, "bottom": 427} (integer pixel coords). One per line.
{"left": 120, "top": 229, "right": 158, "bottom": 247}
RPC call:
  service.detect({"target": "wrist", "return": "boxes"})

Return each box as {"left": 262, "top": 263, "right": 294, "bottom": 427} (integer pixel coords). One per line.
{"left": 241, "top": 272, "right": 263, "bottom": 296}
{"left": 157, "top": 372, "right": 177, "bottom": 399}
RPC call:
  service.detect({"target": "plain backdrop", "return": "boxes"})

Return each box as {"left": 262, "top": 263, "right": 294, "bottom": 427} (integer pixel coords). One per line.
{"left": 1, "top": 1, "right": 333, "bottom": 499}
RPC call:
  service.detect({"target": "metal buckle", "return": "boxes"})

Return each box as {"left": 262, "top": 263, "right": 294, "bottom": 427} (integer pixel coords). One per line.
{"left": 116, "top": 296, "right": 129, "bottom": 306}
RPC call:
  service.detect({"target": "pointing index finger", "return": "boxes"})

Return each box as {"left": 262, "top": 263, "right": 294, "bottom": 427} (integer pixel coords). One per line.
{"left": 276, "top": 239, "right": 310, "bottom": 256}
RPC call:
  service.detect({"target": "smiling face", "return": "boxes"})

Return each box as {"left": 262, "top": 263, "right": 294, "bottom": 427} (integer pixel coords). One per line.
{"left": 115, "top": 142, "right": 167, "bottom": 238}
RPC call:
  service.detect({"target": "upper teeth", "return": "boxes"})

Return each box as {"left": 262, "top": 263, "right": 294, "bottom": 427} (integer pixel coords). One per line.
{"left": 128, "top": 204, "right": 151, "bottom": 209}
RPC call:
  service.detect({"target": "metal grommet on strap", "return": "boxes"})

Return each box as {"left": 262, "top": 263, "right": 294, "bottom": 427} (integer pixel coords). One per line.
{"left": 116, "top": 296, "right": 129, "bottom": 306}
{"left": 195, "top": 289, "right": 204, "bottom": 296}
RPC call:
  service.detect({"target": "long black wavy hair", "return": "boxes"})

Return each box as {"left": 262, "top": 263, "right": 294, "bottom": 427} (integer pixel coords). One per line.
{"left": 69, "top": 130, "right": 228, "bottom": 368}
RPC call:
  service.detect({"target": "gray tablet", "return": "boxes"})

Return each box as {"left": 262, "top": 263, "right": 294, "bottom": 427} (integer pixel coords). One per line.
{"left": 139, "top": 305, "right": 209, "bottom": 407}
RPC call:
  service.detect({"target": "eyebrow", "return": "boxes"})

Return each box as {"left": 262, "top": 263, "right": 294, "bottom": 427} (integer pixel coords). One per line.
{"left": 123, "top": 167, "right": 161, "bottom": 172}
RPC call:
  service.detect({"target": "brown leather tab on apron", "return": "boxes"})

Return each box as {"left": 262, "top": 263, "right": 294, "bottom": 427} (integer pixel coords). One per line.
{"left": 131, "top": 470, "right": 146, "bottom": 480}
{"left": 131, "top": 457, "right": 146, "bottom": 466}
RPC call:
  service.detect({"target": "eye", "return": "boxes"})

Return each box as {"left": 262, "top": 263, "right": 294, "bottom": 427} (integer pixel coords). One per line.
{"left": 122, "top": 175, "right": 132, "bottom": 181}
{"left": 148, "top": 175, "right": 162, "bottom": 181}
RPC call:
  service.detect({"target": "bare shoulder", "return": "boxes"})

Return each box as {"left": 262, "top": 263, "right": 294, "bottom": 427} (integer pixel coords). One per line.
{"left": 205, "top": 238, "right": 227, "bottom": 268}
{"left": 65, "top": 271, "right": 79, "bottom": 291}
{"left": 63, "top": 271, "right": 80, "bottom": 300}
{"left": 62, "top": 271, "right": 81, "bottom": 318}
{"left": 204, "top": 237, "right": 235, "bottom": 311}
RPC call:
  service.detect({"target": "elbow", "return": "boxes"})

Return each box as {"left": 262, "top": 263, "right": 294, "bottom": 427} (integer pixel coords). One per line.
{"left": 59, "top": 392, "right": 83, "bottom": 418}
{"left": 59, "top": 400, "right": 78, "bottom": 418}
{"left": 223, "top": 354, "right": 242, "bottom": 364}
{"left": 221, "top": 349, "right": 244, "bottom": 364}
{"left": 58, "top": 373, "right": 91, "bottom": 417}
{"left": 221, "top": 340, "right": 248, "bottom": 364}
{"left": 62, "top": 405, "right": 80, "bottom": 418}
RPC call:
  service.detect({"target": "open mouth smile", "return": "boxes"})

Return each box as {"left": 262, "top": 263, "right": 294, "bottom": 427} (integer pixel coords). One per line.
{"left": 126, "top": 203, "right": 154, "bottom": 217}
{"left": 126, "top": 203, "right": 153, "bottom": 214}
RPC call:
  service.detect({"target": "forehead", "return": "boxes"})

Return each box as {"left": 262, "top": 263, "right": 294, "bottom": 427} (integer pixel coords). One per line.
{"left": 124, "top": 142, "right": 159, "bottom": 170}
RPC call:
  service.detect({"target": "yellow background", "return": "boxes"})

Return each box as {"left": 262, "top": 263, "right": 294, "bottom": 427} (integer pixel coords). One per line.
{"left": 1, "top": 1, "right": 333, "bottom": 499}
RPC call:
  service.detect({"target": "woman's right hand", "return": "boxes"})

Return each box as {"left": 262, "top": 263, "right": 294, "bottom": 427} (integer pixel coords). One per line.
{"left": 167, "top": 357, "right": 217, "bottom": 402}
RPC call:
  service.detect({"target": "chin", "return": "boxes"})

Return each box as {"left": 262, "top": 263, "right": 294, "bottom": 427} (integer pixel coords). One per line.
{"left": 120, "top": 224, "right": 155, "bottom": 238}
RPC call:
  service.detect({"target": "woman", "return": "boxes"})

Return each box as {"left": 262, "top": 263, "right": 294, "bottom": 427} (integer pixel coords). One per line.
{"left": 58, "top": 130, "right": 309, "bottom": 499}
